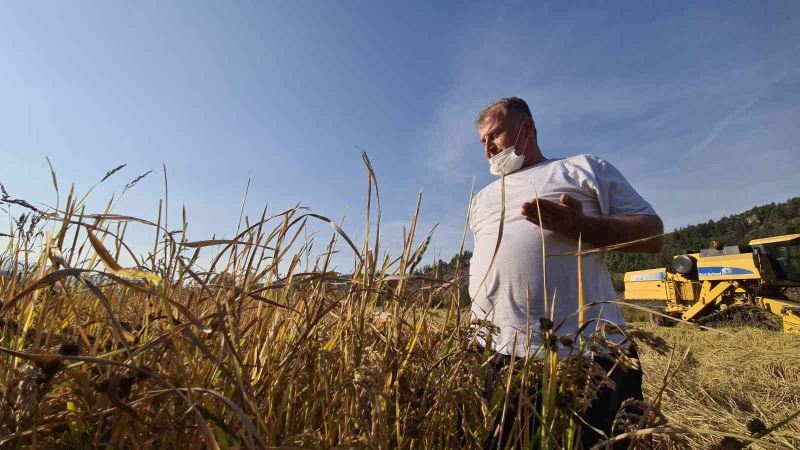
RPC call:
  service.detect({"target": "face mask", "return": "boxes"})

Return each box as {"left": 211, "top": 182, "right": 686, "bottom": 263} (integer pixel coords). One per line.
{"left": 488, "top": 121, "right": 528, "bottom": 176}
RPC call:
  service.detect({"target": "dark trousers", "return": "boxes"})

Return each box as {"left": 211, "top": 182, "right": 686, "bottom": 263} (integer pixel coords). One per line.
{"left": 482, "top": 347, "right": 644, "bottom": 450}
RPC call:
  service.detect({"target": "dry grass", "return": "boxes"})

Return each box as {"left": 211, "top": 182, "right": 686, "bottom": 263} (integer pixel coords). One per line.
{"left": 0, "top": 159, "right": 797, "bottom": 449}
{"left": 634, "top": 323, "right": 800, "bottom": 449}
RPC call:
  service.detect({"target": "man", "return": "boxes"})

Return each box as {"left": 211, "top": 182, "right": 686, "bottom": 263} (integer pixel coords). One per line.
{"left": 468, "top": 97, "right": 663, "bottom": 448}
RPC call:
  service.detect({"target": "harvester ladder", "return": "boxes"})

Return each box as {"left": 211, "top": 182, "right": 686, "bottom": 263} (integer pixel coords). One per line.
{"left": 664, "top": 277, "right": 677, "bottom": 303}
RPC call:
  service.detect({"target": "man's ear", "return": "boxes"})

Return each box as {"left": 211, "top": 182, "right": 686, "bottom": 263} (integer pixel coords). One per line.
{"left": 522, "top": 117, "right": 536, "bottom": 140}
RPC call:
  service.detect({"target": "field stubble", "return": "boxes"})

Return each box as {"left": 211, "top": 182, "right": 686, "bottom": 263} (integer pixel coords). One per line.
{"left": 634, "top": 323, "right": 800, "bottom": 449}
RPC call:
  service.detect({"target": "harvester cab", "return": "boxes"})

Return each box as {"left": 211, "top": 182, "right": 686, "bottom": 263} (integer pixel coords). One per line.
{"left": 624, "top": 233, "right": 800, "bottom": 333}
{"left": 750, "top": 234, "right": 800, "bottom": 285}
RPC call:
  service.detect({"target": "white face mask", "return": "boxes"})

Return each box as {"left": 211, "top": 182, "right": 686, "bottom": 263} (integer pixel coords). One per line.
{"left": 488, "top": 121, "right": 528, "bottom": 176}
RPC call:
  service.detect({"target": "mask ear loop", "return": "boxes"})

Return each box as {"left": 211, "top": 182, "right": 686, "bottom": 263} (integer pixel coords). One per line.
{"left": 514, "top": 119, "right": 529, "bottom": 158}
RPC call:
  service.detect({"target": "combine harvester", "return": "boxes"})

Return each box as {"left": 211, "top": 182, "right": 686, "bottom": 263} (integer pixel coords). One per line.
{"left": 624, "top": 234, "right": 800, "bottom": 333}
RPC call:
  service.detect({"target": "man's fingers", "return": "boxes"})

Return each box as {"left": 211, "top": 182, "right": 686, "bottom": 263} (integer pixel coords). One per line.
{"left": 523, "top": 200, "right": 564, "bottom": 218}
{"left": 522, "top": 196, "right": 582, "bottom": 235}
{"left": 521, "top": 205, "right": 540, "bottom": 222}
{"left": 521, "top": 202, "right": 536, "bottom": 218}
{"left": 559, "top": 194, "right": 583, "bottom": 211}
{"left": 522, "top": 207, "right": 558, "bottom": 227}
{"left": 521, "top": 202, "right": 546, "bottom": 220}
{"left": 522, "top": 199, "right": 558, "bottom": 214}
{"left": 525, "top": 215, "right": 557, "bottom": 231}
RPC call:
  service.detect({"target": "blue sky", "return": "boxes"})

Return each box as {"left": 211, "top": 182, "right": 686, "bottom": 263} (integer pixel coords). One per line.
{"left": 1, "top": 1, "right": 798, "bottom": 271}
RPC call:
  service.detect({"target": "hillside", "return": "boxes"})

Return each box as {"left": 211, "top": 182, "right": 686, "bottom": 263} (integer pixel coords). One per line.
{"left": 606, "top": 196, "right": 800, "bottom": 273}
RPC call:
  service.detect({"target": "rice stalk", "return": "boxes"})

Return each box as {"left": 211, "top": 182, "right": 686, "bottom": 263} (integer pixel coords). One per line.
{"left": 0, "top": 157, "right": 795, "bottom": 449}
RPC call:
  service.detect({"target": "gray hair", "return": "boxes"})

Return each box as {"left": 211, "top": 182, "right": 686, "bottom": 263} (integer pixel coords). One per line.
{"left": 475, "top": 97, "right": 533, "bottom": 129}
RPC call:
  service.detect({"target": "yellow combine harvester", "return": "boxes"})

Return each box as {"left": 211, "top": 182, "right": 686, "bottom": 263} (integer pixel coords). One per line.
{"left": 624, "top": 233, "right": 800, "bottom": 333}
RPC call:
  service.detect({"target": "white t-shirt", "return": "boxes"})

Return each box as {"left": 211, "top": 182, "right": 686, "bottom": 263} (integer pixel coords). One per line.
{"left": 468, "top": 154, "right": 657, "bottom": 356}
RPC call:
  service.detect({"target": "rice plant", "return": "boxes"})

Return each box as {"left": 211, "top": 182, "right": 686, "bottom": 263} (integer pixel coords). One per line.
{"left": 0, "top": 156, "right": 794, "bottom": 449}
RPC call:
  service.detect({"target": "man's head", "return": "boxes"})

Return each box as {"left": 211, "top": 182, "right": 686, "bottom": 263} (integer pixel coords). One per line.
{"left": 476, "top": 97, "right": 543, "bottom": 170}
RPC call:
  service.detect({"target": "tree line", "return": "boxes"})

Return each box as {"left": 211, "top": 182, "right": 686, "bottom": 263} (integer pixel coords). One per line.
{"left": 605, "top": 196, "right": 800, "bottom": 273}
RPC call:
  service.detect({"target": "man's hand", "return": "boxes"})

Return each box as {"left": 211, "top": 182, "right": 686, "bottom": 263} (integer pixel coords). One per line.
{"left": 521, "top": 193, "right": 664, "bottom": 253}
{"left": 521, "top": 194, "right": 585, "bottom": 239}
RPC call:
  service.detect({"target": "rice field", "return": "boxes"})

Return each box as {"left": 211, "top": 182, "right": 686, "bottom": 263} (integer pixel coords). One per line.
{"left": 635, "top": 323, "right": 800, "bottom": 449}
{"left": 1, "top": 159, "right": 797, "bottom": 449}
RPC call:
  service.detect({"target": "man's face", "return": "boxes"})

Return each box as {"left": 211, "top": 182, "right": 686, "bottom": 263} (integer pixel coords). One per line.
{"left": 478, "top": 113, "right": 520, "bottom": 160}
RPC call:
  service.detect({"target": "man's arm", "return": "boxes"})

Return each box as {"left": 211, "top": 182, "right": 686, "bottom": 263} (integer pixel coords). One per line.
{"left": 521, "top": 194, "right": 664, "bottom": 253}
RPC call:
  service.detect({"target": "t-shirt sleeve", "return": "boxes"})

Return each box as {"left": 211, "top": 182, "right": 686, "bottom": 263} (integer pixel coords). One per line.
{"left": 586, "top": 155, "right": 657, "bottom": 217}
